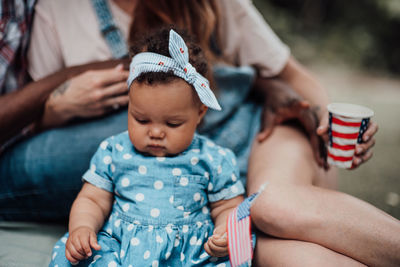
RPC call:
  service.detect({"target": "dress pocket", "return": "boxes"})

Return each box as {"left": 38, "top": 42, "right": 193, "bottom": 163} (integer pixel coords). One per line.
{"left": 173, "top": 175, "right": 208, "bottom": 213}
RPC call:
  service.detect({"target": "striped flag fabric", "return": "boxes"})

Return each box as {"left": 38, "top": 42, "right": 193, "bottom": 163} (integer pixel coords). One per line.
{"left": 328, "top": 113, "right": 369, "bottom": 168}
{"left": 227, "top": 183, "right": 267, "bottom": 267}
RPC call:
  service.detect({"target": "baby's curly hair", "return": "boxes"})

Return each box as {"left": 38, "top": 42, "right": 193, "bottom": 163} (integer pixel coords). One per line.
{"left": 129, "top": 27, "right": 210, "bottom": 85}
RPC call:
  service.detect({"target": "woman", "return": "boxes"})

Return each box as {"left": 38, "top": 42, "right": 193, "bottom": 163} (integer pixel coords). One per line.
{"left": 1, "top": 0, "right": 397, "bottom": 265}
{"left": 129, "top": 2, "right": 397, "bottom": 266}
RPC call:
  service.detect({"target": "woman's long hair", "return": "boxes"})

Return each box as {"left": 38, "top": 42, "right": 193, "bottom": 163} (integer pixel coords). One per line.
{"left": 129, "top": 0, "right": 220, "bottom": 62}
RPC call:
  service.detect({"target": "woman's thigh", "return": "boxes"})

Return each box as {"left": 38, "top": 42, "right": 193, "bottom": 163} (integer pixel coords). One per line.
{"left": 254, "top": 234, "right": 366, "bottom": 267}
{"left": 247, "top": 125, "right": 339, "bottom": 246}
{"left": 247, "top": 125, "right": 336, "bottom": 193}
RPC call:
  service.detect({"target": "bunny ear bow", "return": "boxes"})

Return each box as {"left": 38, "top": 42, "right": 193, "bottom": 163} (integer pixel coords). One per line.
{"left": 127, "top": 30, "right": 221, "bottom": 111}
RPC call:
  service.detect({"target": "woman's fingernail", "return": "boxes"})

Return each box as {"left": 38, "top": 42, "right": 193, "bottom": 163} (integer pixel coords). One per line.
{"left": 356, "top": 147, "right": 363, "bottom": 154}
{"left": 363, "top": 135, "right": 369, "bottom": 141}
{"left": 354, "top": 158, "right": 361, "bottom": 165}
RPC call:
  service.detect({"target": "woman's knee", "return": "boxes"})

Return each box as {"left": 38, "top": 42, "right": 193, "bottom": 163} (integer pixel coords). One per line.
{"left": 250, "top": 183, "right": 306, "bottom": 238}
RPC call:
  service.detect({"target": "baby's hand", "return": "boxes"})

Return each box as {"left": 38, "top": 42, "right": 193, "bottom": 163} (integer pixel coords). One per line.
{"left": 66, "top": 226, "right": 101, "bottom": 264}
{"left": 204, "top": 225, "right": 228, "bottom": 257}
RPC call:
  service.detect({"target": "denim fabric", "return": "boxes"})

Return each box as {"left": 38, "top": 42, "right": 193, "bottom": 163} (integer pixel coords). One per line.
{"left": 0, "top": 66, "right": 261, "bottom": 221}
{"left": 0, "top": 110, "right": 128, "bottom": 221}
{"left": 199, "top": 65, "right": 262, "bottom": 185}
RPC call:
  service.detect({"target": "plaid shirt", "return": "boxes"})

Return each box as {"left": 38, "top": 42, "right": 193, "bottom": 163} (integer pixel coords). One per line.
{"left": 0, "top": 0, "right": 36, "bottom": 153}
{"left": 0, "top": 0, "right": 36, "bottom": 95}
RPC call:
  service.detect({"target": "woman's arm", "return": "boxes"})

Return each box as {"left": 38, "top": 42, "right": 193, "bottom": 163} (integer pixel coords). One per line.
{"left": 204, "top": 195, "right": 244, "bottom": 257}
{"left": 278, "top": 57, "right": 378, "bottom": 167}
{"left": 37, "top": 63, "right": 129, "bottom": 130}
{"left": 0, "top": 67, "right": 76, "bottom": 145}
{"left": 278, "top": 56, "right": 330, "bottom": 117}
{"left": 0, "top": 59, "right": 128, "bottom": 146}
{"left": 252, "top": 76, "right": 328, "bottom": 169}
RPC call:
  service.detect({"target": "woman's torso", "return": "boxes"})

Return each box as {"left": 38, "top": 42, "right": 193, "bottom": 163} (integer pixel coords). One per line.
{"left": 27, "top": 0, "right": 289, "bottom": 80}
{"left": 27, "top": 0, "right": 131, "bottom": 79}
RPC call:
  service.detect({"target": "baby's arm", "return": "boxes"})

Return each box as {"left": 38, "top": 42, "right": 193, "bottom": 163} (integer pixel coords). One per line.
{"left": 66, "top": 182, "right": 113, "bottom": 264}
{"left": 205, "top": 195, "right": 244, "bottom": 257}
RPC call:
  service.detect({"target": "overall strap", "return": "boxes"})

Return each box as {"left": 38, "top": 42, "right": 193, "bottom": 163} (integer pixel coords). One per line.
{"left": 91, "top": 0, "right": 128, "bottom": 58}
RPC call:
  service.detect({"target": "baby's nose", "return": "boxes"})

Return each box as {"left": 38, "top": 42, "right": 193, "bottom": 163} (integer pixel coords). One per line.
{"left": 149, "top": 127, "right": 165, "bottom": 139}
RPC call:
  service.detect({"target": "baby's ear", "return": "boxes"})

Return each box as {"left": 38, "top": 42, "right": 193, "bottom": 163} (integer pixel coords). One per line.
{"left": 197, "top": 104, "right": 208, "bottom": 123}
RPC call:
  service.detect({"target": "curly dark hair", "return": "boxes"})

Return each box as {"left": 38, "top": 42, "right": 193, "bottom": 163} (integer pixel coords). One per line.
{"left": 129, "top": 27, "right": 210, "bottom": 85}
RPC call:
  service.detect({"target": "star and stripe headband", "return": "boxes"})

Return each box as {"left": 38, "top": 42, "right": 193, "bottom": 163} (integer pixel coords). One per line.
{"left": 127, "top": 29, "right": 222, "bottom": 110}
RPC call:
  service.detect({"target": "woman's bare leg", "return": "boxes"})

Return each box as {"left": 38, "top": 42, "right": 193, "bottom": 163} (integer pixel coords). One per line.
{"left": 247, "top": 126, "right": 400, "bottom": 266}
{"left": 254, "top": 234, "right": 366, "bottom": 267}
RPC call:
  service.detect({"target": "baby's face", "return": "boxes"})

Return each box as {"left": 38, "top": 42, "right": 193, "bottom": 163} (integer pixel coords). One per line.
{"left": 128, "top": 79, "right": 207, "bottom": 157}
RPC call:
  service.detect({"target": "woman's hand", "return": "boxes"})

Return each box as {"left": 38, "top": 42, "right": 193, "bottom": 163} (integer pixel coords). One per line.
{"left": 39, "top": 64, "right": 129, "bottom": 129}
{"left": 317, "top": 112, "right": 378, "bottom": 168}
{"left": 254, "top": 78, "right": 328, "bottom": 169}
{"left": 204, "top": 224, "right": 228, "bottom": 257}
{"left": 65, "top": 226, "right": 101, "bottom": 264}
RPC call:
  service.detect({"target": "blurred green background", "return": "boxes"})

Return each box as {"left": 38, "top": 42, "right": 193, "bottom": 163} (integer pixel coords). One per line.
{"left": 254, "top": 0, "right": 400, "bottom": 219}
{"left": 254, "top": 0, "right": 400, "bottom": 76}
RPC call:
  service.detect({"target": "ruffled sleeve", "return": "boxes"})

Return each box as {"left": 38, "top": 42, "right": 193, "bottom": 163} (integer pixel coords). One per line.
{"left": 207, "top": 147, "right": 244, "bottom": 202}
{"left": 82, "top": 138, "right": 115, "bottom": 192}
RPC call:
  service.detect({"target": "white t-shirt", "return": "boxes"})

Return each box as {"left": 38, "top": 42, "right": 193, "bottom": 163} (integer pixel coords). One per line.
{"left": 28, "top": 0, "right": 289, "bottom": 80}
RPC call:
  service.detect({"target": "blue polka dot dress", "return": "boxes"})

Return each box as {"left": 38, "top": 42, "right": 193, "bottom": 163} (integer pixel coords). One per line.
{"left": 50, "top": 131, "right": 244, "bottom": 267}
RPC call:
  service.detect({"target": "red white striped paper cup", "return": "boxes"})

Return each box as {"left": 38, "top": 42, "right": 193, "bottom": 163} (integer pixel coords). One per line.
{"left": 327, "top": 103, "right": 374, "bottom": 169}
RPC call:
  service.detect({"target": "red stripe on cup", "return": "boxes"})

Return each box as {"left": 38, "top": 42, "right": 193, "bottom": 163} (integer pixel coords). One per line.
{"left": 331, "top": 131, "right": 359, "bottom": 139}
{"left": 331, "top": 117, "right": 361, "bottom": 127}
{"left": 328, "top": 152, "right": 353, "bottom": 162}
{"left": 332, "top": 143, "right": 356, "bottom": 150}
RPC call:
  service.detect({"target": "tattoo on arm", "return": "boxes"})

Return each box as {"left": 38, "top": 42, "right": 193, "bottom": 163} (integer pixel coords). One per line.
{"left": 50, "top": 80, "right": 70, "bottom": 98}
